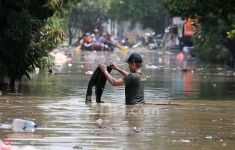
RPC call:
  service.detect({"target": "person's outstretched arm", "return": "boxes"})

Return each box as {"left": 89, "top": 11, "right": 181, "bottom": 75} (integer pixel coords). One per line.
{"left": 111, "top": 63, "right": 129, "bottom": 77}
{"left": 99, "top": 64, "right": 125, "bottom": 86}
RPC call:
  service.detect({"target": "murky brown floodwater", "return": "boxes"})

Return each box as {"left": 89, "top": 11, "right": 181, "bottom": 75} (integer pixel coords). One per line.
{"left": 1, "top": 48, "right": 235, "bottom": 150}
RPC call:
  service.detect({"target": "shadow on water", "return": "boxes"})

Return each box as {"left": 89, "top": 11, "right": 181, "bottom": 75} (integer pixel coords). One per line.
{"left": 0, "top": 48, "right": 235, "bottom": 149}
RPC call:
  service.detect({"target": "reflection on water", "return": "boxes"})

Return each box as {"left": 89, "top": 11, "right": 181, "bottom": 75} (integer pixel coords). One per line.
{"left": 1, "top": 48, "right": 235, "bottom": 149}
{"left": 19, "top": 49, "right": 235, "bottom": 100}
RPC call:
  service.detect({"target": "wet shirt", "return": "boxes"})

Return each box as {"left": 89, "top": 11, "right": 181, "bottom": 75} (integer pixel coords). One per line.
{"left": 123, "top": 72, "right": 145, "bottom": 105}
{"left": 83, "top": 36, "right": 92, "bottom": 44}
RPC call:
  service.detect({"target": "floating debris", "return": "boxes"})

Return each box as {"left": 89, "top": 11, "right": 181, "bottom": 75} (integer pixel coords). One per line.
{"left": 96, "top": 118, "right": 103, "bottom": 126}
{"left": 205, "top": 135, "right": 213, "bottom": 139}
{"left": 132, "top": 127, "right": 144, "bottom": 133}
{"left": 68, "top": 63, "right": 72, "bottom": 67}
{"left": 0, "top": 124, "right": 12, "bottom": 130}
{"left": 212, "top": 83, "right": 217, "bottom": 87}
{"left": 85, "top": 71, "right": 93, "bottom": 75}
{"left": 95, "top": 118, "right": 110, "bottom": 129}
{"left": 73, "top": 145, "right": 83, "bottom": 149}
{"left": 35, "top": 67, "right": 40, "bottom": 74}
{"left": 0, "top": 140, "right": 11, "bottom": 150}
{"left": 145, "top": 64, "right": 159, "bottom": 69}
{"left": 180, "top": 139, "right": 191, "bottom": 143}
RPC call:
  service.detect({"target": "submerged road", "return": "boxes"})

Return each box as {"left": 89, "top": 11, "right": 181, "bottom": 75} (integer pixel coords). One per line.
{"left": 0, "top": 47, "right": 235, "bottom": 149}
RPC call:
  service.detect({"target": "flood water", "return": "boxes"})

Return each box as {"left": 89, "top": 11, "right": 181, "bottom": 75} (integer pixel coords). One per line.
{"left": 1, "top": 47, "right": 235, "bottom": 150}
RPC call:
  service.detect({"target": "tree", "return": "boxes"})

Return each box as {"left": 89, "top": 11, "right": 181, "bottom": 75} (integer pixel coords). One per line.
{"left": 109, "top": 0, "right": 170, "bottom": 34}
{"left": 65, "top": 0, "right": 112, "bottom": 45}
{"left": 65, "top": 0, "right": 170, "bottom": 44}
{"left": 0, "top": 0, "right": 80, "bottom": 91}
{"left": 165, "top": 0, "right": 235, "bottom": 64}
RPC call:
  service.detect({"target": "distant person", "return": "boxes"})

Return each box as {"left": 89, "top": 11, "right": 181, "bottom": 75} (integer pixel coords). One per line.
{"left": 93, "top": 32, "right": 105, "bottom": 50}
{"left": 103, "top": 33, "right": 128, "bottom": 51}
{"left": 103, "top": 33, "right": 117, "bottom": 50}
{"left": 99, "top": 53, "right": 145, "bottom": 105}
{"left": 122, "top": 38, "right": 131, "bottom": 47}
{"left": 80, "top": 33, "right": 92, "bottom": 50}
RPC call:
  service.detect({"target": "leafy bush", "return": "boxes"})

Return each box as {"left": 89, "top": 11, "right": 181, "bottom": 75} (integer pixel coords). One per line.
{"left": 0, "top": 0, "right": 75, "bottom": 90}
{"left": 193, "top": 31, "right": 229, "bottom": 63}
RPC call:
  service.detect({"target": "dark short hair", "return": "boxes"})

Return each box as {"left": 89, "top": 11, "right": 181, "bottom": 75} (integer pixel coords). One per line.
{"left": 129, "top": 61, "right": 142, "bottom": 68}
{"left": 124, "top": 53, "right": 142, "bottom": 63}
{"left": 135, "top": 62, "right": 142, "bottom": 68}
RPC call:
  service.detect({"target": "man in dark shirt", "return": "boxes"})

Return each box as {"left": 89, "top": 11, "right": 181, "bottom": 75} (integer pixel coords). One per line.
{"left": 99, "top": 53, "right": 145, "bottom": 105}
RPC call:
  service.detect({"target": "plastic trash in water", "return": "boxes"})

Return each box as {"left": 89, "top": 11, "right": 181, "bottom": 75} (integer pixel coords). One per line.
{"left": 85, "top": 71, "right": 93, "bottom": 75}
{"left": 35, "top": 67, "right": 40, "bottom": 74}
{"left": 68, "top": 63, "right": 72, "bottom": 67}
{"left": 0, "top": 124, "right": 12, "bottom": 130}
{"left": 145, "top": 64, "right": 158, "bottom": 69}
{"left": 176, "top": 52, "right": 184, "bottom": 61}
{"left": 12, "top": 119, "right": 37, "bottom": 132}
{"left": 0, "top": 140, "right": 11, "bottom": 150}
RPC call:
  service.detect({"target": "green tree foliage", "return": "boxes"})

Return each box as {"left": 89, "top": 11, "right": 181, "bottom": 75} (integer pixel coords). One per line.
{"left": 227, "top": 25, "right": 235, "bottom": 39}
{"left": 109, "top": 0, "right": 170, "bottom": 34}
{"left": 0, "top": 0, "right": 79, "bottom": 90}
{"left": 31, "top": 15, "right": 65, "bottom": 70}
{"left": 165, "top": 0, "right": 235, "bottom": 64}
{"left": 66, "top": 0, "right": 111, "bottom": 44}
{"left": 66, "top": 0, "right": 170, "bottom": 44}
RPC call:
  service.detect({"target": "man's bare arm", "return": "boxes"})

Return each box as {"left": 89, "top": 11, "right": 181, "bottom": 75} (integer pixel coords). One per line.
{"left": 99, "top": 64, "right": 125, "bottom": 86}
{"left": 112, "top": 63, "right": 129, "bottom": 77}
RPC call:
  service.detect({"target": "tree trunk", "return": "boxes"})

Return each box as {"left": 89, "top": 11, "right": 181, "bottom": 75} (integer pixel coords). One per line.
{"left": 224, "top": 37, "right": 235, "bottom": 68}
{"left": 68, "top": 22, "right": 73, "bottom": 45}
{"left": 0, "top": 65, "right": 5, "bottom": 91}
{"left": 0, "top": 66, "right": 4, "bottom": 84}
{"left": 9, "top": 77, "right": 16, "bottom": 92}
{"left": 18, "top": 77, "right": 23, "bottom": 93}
